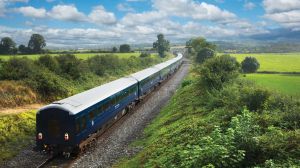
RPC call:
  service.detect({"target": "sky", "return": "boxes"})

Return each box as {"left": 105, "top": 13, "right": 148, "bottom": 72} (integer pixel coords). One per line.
{"left": 0, "top": 0, "right": 300, "bottom": 48}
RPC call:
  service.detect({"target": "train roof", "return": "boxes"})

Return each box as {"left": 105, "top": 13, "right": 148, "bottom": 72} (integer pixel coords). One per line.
{"left": 38, "top": 77, "right": 138, "bottom": 115}
{"left": 130, "top": 67, "right": 160, "bottom": 81}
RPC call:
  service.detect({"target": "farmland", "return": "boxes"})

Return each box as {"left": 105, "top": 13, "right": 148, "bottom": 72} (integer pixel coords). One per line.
{"left": 0, "top": 52, "right": 143, "bottom": 60}
{"left": 229, "top": 53, "right": 300, "bottom": 72}
{"left": 244, "top": 74, "right": 300, "bottom": 97}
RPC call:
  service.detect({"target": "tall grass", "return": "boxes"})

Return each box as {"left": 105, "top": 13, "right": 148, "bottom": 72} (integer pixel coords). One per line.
{"left": 0, "top": 81, "right": 38, "bottom": 108}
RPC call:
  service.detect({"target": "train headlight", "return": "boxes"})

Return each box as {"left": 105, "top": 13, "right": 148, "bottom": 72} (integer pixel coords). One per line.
{"left": 38, "top": 133, "right": 43, "bottom": 140}
{"left": 64, "top": 133, "right": 69, "bottom": 141}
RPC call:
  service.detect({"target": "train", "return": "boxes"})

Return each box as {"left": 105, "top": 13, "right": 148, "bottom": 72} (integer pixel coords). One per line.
{"left": 36, "top": 53, "right": 183, "bottom": 157}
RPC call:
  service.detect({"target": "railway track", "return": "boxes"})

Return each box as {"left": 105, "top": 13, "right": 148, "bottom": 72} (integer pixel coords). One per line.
{"left": 1, "top": 62, "right": 189, "bottom": 168}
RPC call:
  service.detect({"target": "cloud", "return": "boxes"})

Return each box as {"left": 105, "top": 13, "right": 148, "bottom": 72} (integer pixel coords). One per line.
{"left": 263, "top": 0, "right": 300, "bottom": 13}
{"left": 263, "top": 0, "right": 300, "bottom": 30}
{"left": 121, "top": 11, "right": 167, "bottom": 26}
{"left": 117, "top": 3, "right": 135, "bottom": 12}
{"left": 153, "top": 0, "right": 236, "bottom": 22}
{"left": 88, "top": 5, "right": 117, "bottom": 25}
{"left": 244, "top": 2, "right": 256, "bottom": 10}
{"left": 16, "top": 6, "right": 46, "bottom": 18}
{"left": 0, "top": 0, "right": 28, "bottom": 17}
{"left": 47, "top": 4, "right": 87, "bottom": 22}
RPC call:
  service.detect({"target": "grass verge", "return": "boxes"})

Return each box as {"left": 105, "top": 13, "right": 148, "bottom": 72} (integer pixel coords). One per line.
{"left": 0, "top": 111, "right": 36, "bottom": 163}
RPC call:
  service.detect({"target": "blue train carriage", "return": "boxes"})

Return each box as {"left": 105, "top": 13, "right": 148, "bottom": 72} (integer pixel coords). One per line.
{"left": 36, "top": 77, "right": 138, "bottom": 154}
{"left": 153, "top": 60, "right": 173, "bottom": 82}
{"left": 131, "top": 67, "right": 161, "bottom": 97}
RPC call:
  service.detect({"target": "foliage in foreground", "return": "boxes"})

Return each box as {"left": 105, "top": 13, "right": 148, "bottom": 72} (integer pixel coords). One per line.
{"left": 0, "top": 111, "right": 36, "bottom": 163}
{"left": 115, "top": 56, "right": 300, "bottom": 167}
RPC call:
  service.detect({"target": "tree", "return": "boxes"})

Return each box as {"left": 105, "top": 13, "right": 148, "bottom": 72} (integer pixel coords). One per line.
{"left": 195, "top": 47, "right": 216, "bottom": 64}
{"left": 241, "top": 57, "right": 260, "bottom": 73}
{"left": 0, "top": 37, "right": 16, "bottom": 54}
{"left": 18, "top": 44, "right": 28, "bottom": 54}
{"left": 119, "top": 44, "right": 131, "bottom": 53}
{"left": 199, "top": 55, "right": 240, "bottom": 90}
{"left": 112, "top": 46, "right": 118, "bottom": 53}
{"left": 28, "top": 34, "right": 46, "bottom": 53}
{"left": 190, "top": 37, "right": 216, "bottom": 52}
{"left": 153, "top": 34, "right": 170, "bottom": 58}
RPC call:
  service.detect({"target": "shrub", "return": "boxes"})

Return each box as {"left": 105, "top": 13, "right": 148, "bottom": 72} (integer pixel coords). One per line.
{"left": 87, "top": 55, "right": 122, "bottom": 76}
{"left": 241, "top": 57, "right": 260, "bottom": 73}
{"left": 195, "top": 47, "right": 215, "bottom": 64}
{"left": 55, "top": 54, "right": 86, "bottom": 79}
{"left": 240, "top": 87, "right": 271, "bottom": 112}
{"left": 199, "top": 55, "right": 240, "bottom": 90}
{"left": 0, "top": 57, "right": 36, "bottom": 80}
{"left": 25, "top": 69, "right": 72, "bottom": 100}
{"left": 140, "top": 52, "right": 150, "bottom": 58}
{"left": 36, "top": 55, "right": 60, "bottom": 73}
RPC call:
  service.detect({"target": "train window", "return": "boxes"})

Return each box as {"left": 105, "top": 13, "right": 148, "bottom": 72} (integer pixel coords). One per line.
{"left": 89, "top": 110, "right": 95, "bottom": 120}
{"left": 48, "top": 120, "right": 60, "bottom": 138}
{"left": 81, "top": 116, "right": 86, "bottom": 130}
{"left": 75, "top": 118, "right": 80, "bottom": 134}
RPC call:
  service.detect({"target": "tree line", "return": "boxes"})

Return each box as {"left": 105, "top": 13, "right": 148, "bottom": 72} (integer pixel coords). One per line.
{"left": 0, "top": 34, "right": 46, "bottom": 55}
{"left": 186, "top": 37, "right": 260, "bottom": 73}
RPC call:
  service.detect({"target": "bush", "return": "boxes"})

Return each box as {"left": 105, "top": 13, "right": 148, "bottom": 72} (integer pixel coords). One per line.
{"left": 0, "top": 57, "right": 36, "bottom": 80}
{"left": 241, "top": 57, "right": 260, "bottom": 73}
{"left": 241, "top": 87, "right": 271, "bottom": 112}
{"left": 199, "top": 55, "right": 240, "bottom": 90}
{"left": 140, "top": 52, "right": 150, "bottom": 58}
{"left": 195, "top": 47, "right": 215, "bottom": 64}
{"left": 25, "top": 69, "right": 73, "bottom": 100}
{"left": 87, "top": 55, "right": 122, "bottom": 76}
{"left": 36, "top": 55, "right": 60, "bottom": 73}
{"left": 56, "top": 54, "right": 87, "bottom": 79}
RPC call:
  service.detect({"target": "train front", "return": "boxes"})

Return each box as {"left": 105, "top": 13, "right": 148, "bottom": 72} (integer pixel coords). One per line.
{"left": 36, "top": 105, "right": 76, "bottom": 154}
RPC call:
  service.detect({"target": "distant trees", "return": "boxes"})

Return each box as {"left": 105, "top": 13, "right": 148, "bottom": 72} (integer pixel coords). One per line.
{"left": 0, "top": 34, "right": 46, "bottom": 55}
{"left": 28, "top": 34, "right": 46, "bottom": 54}
{"left": 187, "top": 37, "right": 216, "bottom": 64}
{"left": 112, "top": 46, "right": 118, "bottom": 53}
{"left": 241, "top": 57, "right": 260, "bottom": 73}
{"left": 0, "top": 37, "right": 16, "bottom": 54}
{"left": 119, "top": 44, "right": 131, "bottom": 53}
{"left": 153, "top": 34, "right": 170, "bottom": 58}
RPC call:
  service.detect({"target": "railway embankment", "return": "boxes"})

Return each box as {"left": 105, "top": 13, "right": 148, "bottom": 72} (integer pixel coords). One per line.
{"left": 115, "top": 56, "right": 300, "bottom": 167}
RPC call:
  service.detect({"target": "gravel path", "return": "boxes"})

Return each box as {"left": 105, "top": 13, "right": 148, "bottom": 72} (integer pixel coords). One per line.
{"left": 71, "top": 63, "right": 190, "bottom": 168}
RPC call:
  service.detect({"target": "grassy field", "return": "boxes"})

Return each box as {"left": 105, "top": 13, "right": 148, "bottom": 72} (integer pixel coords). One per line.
{"left": 0, "top": 111, "right": 36, "bottom": 163}
{"left": 0, "top": 52, "right": 144, "bottom": 60}
{"left": 244, "top": 74, "right": 300, "bottom": 97}
{"left": 222, "top": 53, "right": 300, "bottom": 72}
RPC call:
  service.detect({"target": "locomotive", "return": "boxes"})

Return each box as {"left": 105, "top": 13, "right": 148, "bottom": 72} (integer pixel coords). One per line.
{"left": 36, "top": 53, "right": 183, "bottom": 156}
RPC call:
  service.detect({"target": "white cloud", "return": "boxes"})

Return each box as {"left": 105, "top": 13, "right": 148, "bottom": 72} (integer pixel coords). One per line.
{"left": 117, "top": 3, "right": 135, "bottom": 12}
{"left": 244, "top": 2, "right": 256, "bottom": 10}
{"left": 47, "top": 4, "right": 87, "bottom": 22}
{"left": 16, "top": 6, "right": 46, "bottom": 18}
{"left": 263, "top": 0, "right": 300, "bottom": 30}
{"left": 88, "top": 5, "right": 117, "bottom": 24}
{"left": 121, "top": 11, "right": 167, "bottom": 26}
{"left": 0, "top": 0, "right": 28, "bottom": 17}
{"left": 153, "top": 0, "right": 236, "bottom": 22}
{"left": 263, "top": 0, "right": 300, "bottom": 13}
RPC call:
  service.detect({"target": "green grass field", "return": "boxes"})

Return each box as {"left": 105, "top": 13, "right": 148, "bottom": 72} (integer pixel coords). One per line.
{"left": 224, "top": 53, "right": 300, "bottom": 72}
{"left": 244, "top": 73, "right": 300, "bottom": 97}
{"left": 0, "top": 52, "right": 144, "bottom": 60}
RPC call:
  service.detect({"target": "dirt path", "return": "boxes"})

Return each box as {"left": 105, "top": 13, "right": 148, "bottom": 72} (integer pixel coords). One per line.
{"left": 0, "top": 103, "right": 43, "bottom": 116}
